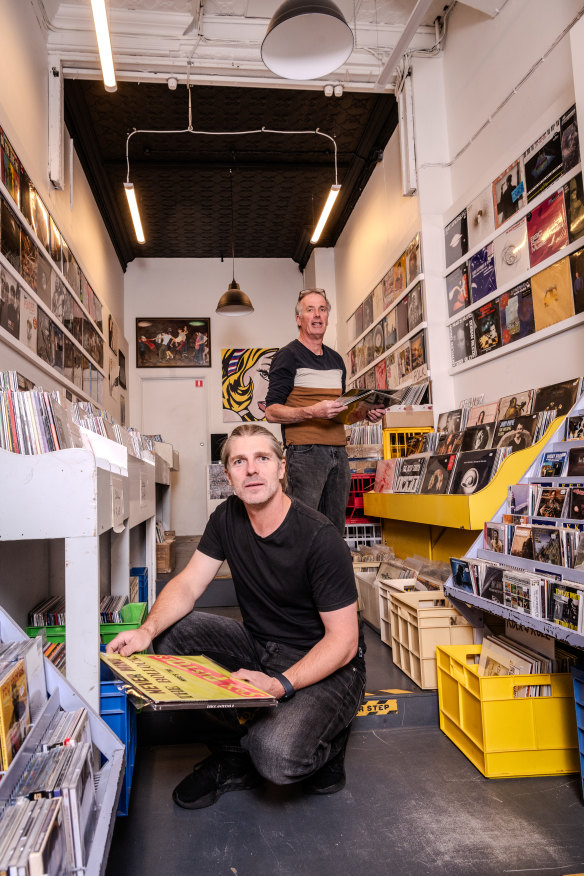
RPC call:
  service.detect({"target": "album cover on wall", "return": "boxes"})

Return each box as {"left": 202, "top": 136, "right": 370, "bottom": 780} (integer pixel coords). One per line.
{"left": 375, "top": 359, "right": 387, "bottom": 390}
{"left": 382, "top": 309, "right": 397, "bottom": 350}
{"left": 526, "top": 189, "right": 569, "bottom": 268}
{"left": 1, "top": 198, "right": 21, "bottom": 273}
{"left": 531, "top": 256, "right": 574, "bottom": 331}
{"left": 372, "top": 282, "right": 384, "bottom": 322}
{"left": 449, "top": 314, "right": 477, "bottom": 367}
{"left": 364, "top": 329, "right": 375, "bottom": 366}
{"left": 407, "top": 282, "right": 424, "bottom": 330}
{"left": 469, "top": 242, "right": 497, "bottom": 304}
{"left": 446, "top": 263, "right": 469, "bottom": 317}
{"left": 493, "top": 218, "right": 529, "bottom": 288}
{"left": 444, "top": 209, "right": 468, "bottom": 269}
{"left": 410, "top": 331, "right": 426, "bottom": 370}
{"left": 466, "top": 185, "right": 495, "bottom": 252}
{"left": 354, "top": 303, "right": 364, "bottom": 338}
{"left": 405, "top": 233, "right": 422, "bottom": 285}
{"left": 372, "top": 323, "right": 385, "bottom": 360}
{"left": 396, "top": 340, "right": 411, "bottom": 381}
{"left": 393, "top": 253, "right": 407, "bottom": 295}
{"left": 493, "top": 160, "right": 526, "bottom": 228}
{"left": 561, "top": 104, "right": 580, "bottom": 174}
{"left": 564, "top": 172, "right": 584, "bottom": 244}
{"left": 569, "top": 246, "right": 584, "bottom": 313}
{"left": 382, "top": 271, "right": 395, "bottom": 311}
{"left": 395, "top": 298, "right": 409, "bottom": 340}
{"left": 523, "top": 120, "right": 563, "bottom": 202}
{"left": 474, "top": 299, "right": 502, "bottom": 355}
{"left": 362, "top": 293, "right": 374, "bottom": 330}
{"left": 498, "top": 280, "right": 535, "bottom": 345}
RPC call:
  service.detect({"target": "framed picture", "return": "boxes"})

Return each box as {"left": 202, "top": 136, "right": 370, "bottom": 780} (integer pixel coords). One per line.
{"left": 118, "top": 350, "right": 127, "bottom": 389}
{"left": 136, "top": 318, "right": 211, "bottom": 368}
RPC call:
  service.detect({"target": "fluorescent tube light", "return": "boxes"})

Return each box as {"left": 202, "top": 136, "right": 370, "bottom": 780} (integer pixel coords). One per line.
{"left": 311, "top": 184, "right": 340, "bottom": 244}
{"left": 124, "top": 183, "right": 145, "bottom": 243}
{"left": 90, "top": 0, "right": 117, "bottom": 92}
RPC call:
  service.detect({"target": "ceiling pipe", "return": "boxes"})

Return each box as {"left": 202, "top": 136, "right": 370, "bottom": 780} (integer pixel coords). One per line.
{"left": 375, "top": 0, "right": 436, "bottom": 90}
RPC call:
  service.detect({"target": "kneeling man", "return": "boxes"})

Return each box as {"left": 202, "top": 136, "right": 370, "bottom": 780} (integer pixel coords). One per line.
{"left": 106, "top": 423, "right": 365, "bottom": 809}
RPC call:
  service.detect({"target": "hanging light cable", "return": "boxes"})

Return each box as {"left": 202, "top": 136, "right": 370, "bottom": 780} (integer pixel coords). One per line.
{"left": 123, "top": 80, "right": 341, "bottom": 251}
{"left": 216, "top": 170, "right": 254, "bottom": 314}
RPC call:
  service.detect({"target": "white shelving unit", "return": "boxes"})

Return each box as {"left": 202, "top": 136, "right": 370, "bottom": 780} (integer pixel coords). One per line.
{"left": 445, "top": 397, "right": 584, "bottom": 648}
{"left": 0, "top": 605, "right": 124, "bottom": 876}
{"left": 0, "top": 440, "right": 156, "bottom": 711}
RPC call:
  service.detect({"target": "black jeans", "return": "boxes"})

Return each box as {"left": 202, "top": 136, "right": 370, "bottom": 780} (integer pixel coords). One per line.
{"left": 154, "top": 611, "right": 366, "bottom": 785}
{"left": 285, "top": 444, "right": 351, "bottom": 535}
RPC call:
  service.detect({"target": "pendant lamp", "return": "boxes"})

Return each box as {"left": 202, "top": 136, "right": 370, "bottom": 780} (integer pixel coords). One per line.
{"left": 261, "top": 0, "right": 354, "bottom": 81}
{"left": 216, "top": 172, "right": 254, "bottom": 315}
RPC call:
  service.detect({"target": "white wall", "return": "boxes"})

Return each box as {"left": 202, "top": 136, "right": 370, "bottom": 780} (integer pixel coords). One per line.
{"left": 0, "top": 0, "right": 125, "bottom": 416}
{"left": 334, "top": 132, "right": 421, "bottom": 356}
{"left": 125, "top": 256, "right": 303, "bottom": 530}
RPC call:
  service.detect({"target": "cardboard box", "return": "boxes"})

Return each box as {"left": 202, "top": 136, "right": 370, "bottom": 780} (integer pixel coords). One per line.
{"left": 156, "top": 534, "right": 176, "bottom": 574}
{"left": 382, "top": 408, "right": 434, "bottom": 429}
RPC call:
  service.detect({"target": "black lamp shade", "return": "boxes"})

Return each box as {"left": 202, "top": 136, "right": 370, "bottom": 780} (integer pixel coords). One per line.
{"left": 216, "top": 279, "right": 254, "bottom": 314}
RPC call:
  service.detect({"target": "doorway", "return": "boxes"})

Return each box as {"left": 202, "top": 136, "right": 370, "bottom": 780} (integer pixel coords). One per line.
{"left": 141, "top": 377, "right": 208, "bottom": 535}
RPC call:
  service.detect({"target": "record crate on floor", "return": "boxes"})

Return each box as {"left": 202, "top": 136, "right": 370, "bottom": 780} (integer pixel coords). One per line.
{"left": 346, "top": 473, "right": 376, "bottom": 520}
{"left": 382, "top": 427, "right": 433, "bottom": 459}
{"left": 100, "top": 657, "right": 137, "bottom": 816}
{"left": 388, "top": 589, "right": 474, "bottom": 689}
{"left": 438, "top": 644, "right": 579, "bottom": 779}
{"left": 344, "top": 520, "right": 382, "bottom": 550}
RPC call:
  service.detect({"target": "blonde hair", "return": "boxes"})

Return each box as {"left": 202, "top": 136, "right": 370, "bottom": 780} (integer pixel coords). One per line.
{"left": 221, "top": 424, "right": 286, "bottom": 488}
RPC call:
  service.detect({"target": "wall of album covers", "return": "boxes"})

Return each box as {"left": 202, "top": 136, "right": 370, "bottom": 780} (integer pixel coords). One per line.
{"left": 444, "top": 104, "right": 582, "bottom": 371}
{"left": 0, "top": 121, "right": 129, "bottom": 409}
{"left": 345, "top": 233, "right": 428, "bottom": 395}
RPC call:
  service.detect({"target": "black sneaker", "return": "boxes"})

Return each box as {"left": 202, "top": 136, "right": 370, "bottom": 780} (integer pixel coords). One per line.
{"left": 172, "top": 753, "right": 260, "bottom": 810}
{"left": 304, "top": 746, "right": 347, "bottom": 795}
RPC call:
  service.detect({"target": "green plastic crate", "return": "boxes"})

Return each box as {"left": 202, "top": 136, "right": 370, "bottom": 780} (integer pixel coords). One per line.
{"left": 26, "top": 602, "right": 147, "bottom": 644}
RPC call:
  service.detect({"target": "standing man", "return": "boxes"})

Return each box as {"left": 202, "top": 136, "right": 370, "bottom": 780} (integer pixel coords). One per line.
{"left": 265, "top": 288, "right": 383, "bottom": 535}
{"left": 106, "top": 424, "right": 365, "bottom": 810}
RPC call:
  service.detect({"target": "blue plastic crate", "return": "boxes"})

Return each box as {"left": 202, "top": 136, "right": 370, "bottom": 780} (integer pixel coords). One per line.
{"left": 130, "top": 566, "right": 149, "bottom": 604}
{"left": 100, "top": 660, "right": 137, "bottom": 817}
{"left": 571, "top": 666, "right": 584, "bottom": 804}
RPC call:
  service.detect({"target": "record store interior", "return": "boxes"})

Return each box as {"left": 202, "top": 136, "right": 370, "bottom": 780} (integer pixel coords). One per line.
{"left": 3, "top": 0, "right": 584, "bottom": 874}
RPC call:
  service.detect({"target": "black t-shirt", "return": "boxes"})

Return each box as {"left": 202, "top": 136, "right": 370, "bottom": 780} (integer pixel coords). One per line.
{"left": 198, "top": 496, "right": 358, "bottom": 652}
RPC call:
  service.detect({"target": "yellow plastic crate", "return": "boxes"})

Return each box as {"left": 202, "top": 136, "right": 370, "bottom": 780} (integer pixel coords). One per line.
{"left": 382, "top": 427, "right": 433, "bottom": 459}
{"left": 389, "top": 589, "right": 474, "bottom": 689}
{"left": 436, "top": 643, "right": 579, "bottom": 778}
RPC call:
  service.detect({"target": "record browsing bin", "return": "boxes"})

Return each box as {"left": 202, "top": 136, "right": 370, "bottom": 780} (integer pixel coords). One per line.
{"left": 382, "top": 427, "right": 433, "bottom": 459}
{"left": 388, "top": 590, "right": 474, "bottom": 689}
{"left": 25, "top": 602, "right": 148, "bottom": 644}
{"left": 437, "top": 644, "right": 579, "bottom": 779}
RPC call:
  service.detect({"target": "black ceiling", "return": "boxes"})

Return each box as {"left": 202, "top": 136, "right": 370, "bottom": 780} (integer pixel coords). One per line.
{"left": 64, "top": 80, "right": 397, "bottom": 272}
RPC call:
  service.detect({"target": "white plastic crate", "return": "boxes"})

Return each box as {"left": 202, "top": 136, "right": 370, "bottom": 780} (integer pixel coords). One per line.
{"left": 344, "top": 521, "right": 382, "bottom": 549}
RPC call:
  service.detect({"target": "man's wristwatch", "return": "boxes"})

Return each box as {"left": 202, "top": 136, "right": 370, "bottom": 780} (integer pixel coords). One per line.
{"left": 270, "top": 670, "right": 295, "bottom": 702}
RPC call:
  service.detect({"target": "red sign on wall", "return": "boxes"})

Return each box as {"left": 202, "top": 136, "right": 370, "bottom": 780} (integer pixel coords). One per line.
{"left": 195, "top": 380, "right": 203, "bottom": 387}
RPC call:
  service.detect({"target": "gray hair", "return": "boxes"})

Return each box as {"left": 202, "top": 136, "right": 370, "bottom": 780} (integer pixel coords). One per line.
{"left": 295, "top": 288, "right": 332, "bottom": 318}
